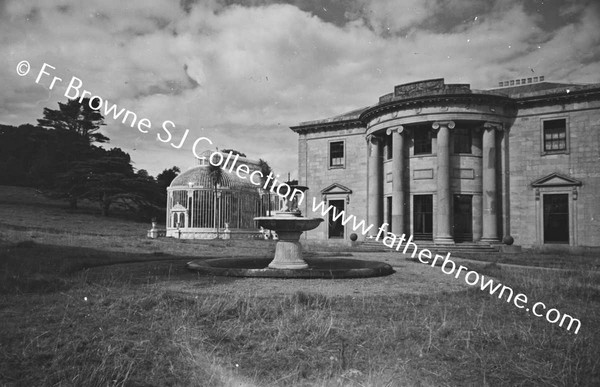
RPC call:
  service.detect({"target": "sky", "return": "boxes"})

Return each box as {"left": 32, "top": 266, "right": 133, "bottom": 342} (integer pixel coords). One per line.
{"left": 1, "top": 0, "right": 599, "bottom": 178}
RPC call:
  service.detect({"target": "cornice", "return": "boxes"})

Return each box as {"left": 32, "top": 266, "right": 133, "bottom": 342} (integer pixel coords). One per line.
{"left": 359, "top": 93, "right": 516, "bottom": 122}
{"left": 515, "top": 87, "right": 600, "bottom": 108}
{"left": 290, "top": 119, "right": 364, "bottom": 135}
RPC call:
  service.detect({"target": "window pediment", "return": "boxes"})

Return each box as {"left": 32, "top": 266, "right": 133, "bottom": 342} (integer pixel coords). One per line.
{"left": 531, "top": 173, "right": 582, "bottom": 188}
{"left": 321, "top": 183, "right": 352, "bottom": 195}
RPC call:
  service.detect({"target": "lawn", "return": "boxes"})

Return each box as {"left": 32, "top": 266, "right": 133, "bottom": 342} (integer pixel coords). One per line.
{"left": 1, "top": 186, "right": 599, "bottom": 386}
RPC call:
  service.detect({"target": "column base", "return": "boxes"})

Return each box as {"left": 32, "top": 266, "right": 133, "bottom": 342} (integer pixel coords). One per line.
{"left": 434, "top": 236, "right": 455, "bottom": 245}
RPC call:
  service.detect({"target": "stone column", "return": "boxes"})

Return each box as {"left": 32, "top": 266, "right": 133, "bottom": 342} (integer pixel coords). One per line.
{"left": 482, "top": 122, "right": 500, "bottom": 242}
{"left": 386, "top": 126, "right": 405, "bottom": 235}
{"left": 367, "top": 134, "right": 383, "bottom": 236}
{"left": 432, "top": 121, "right": 455, "bottom": 244}
{"left": 500, "top": 127, "right": 512, "bottom": 244}
{"left": 472, "top": 194, "right": 483, "bottom": 241}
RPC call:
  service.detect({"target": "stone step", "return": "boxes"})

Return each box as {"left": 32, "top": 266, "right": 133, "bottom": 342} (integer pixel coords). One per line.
{"left": 358, "top": 240, "right": 501, "bottom": 253}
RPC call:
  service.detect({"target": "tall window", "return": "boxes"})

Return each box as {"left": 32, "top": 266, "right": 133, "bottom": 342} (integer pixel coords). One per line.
{"left": 413, "top": 195, "right": 433, "bottom": 239}
{"left": 329, "top": 141, "right": 345, "bottom": 168}
{"left": 543, "top": 119, "right": 567, "bottom": 152}
{"left": 453, "top": 128, "right": 472, "bottom": 154}
{"left": 414, "top": 129, "right": 432, "bottom": 155}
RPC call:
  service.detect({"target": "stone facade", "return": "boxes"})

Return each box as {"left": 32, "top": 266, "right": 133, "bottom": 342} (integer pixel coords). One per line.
{"left": 291, "top": 79, "right": 600, "bottom": 249}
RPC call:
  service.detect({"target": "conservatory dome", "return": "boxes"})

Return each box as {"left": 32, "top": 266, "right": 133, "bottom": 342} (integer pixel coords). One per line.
{"left": 169, "top": 164, "right": 257, "bottom": 190}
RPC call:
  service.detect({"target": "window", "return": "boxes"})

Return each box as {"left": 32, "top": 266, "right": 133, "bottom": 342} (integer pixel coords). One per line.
{"left": 453, "top": 195, "right": 473, "bottom": 242}
{"left": 413, "top": 195, "right": 433, "bottom": 239}
{"left": 414, "top": 129, "right": 432, "bottom": 155}
{"left": 453, "top": 128, "right": 472, "bottom": 154}
{"left": 329, "top": 141, "right": 345, "bottom": 168}
{"left": 543, "top": 119, "right": 567, "bottom": 153}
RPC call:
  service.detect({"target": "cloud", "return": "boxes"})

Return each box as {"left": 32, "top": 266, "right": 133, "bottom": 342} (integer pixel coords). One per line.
{"left": 352, "top": 0, "right": 437, "bottom": 34}
{"left": 1, "top": 0, "right": 599, "bottom": 178}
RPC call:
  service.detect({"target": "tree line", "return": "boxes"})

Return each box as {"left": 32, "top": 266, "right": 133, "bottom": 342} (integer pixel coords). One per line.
{"left": 0, "top": 98, "right": 180, "bottom": 220}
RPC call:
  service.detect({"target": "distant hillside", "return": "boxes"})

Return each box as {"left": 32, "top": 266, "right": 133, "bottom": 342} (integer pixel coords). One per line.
{"left": 0, "top": 185, "right": 147, "bottom": 238}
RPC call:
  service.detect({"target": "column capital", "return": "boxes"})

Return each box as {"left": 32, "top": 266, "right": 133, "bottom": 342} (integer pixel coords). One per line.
{"left": 366, "top": 134, "right": 382, "bottom": 144}
{"left": 386, "top": 125, "right": 405, "bottom": 136}
{"left": 483, "top": 122, "right": 503, "bottom": 132}
{"left": 431, "top": 121, "right": 455, "bottom": 131}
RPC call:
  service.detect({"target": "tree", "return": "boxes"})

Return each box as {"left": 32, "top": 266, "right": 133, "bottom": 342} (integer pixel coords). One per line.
{"left": 0, "top": 124, "right": 48, "bottom": 186}
{"left": 156, "top": 166, "right": 180, "bottom": 191}
{"left": 2, "top": 99, "right": 166, "bottom": 219}
{"left": 64, "top": 147, "right": 162, "bottom": 217}
{"left": 0, "top": 124, "right": 89, "bottom": 189}
{"left": 258, "top": 159, "right": 274, "bottom": 215}
{"left": 136, "top": 169, "right": 151, "bottom": 180}
{"left": 35, "top": 98, "right": 108, "bottom": 209}
{"left": 38, "top": 98, "right": 109, "bottom": 144}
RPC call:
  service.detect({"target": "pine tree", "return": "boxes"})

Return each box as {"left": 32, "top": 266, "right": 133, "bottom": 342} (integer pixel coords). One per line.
{"left": 38, "top": 98, "right": 109, "bottom": 144}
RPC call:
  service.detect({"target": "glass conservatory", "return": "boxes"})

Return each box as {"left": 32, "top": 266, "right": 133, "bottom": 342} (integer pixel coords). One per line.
{"left": 166, "top": 153, "right": 280, "bottom": 239}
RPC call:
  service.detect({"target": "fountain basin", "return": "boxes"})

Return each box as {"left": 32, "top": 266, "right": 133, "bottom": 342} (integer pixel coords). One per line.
{"left": 187, "top": 257, "right": 395, "bottom": 279}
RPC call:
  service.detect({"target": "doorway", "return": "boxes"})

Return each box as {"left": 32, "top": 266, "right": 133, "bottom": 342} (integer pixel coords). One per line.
{"left": 413, "top": 195, "right": 433, "bottom": 240}
{"left": 328, "top": 199, "right": 345, "bottom": 238}
{"left": 453, "top": 194, "right": 473, "bottom": 242}
{"left": 543, "top": 194, "right": 569, "bottom": 243}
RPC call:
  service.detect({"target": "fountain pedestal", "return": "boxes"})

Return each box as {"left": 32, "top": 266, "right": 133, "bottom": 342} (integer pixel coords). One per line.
{"left": 269, "top": 230, "right": 308, "bottom": 269}
{"left": 255, "top": 183, "right": 323, "bottom": 270}
{"left": 254, "top": 212, "right": 323, "bottom": 270}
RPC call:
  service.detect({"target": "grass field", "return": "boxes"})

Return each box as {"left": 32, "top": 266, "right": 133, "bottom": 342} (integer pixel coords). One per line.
{"left": 1, "top": 186, "right": 599, "bottom": 386}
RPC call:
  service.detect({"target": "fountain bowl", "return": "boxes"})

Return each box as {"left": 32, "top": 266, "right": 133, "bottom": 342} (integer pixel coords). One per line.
{"left": 187, "top": 257, "right": 395, "bottom": 279}
{"left": 253, "top": 215, "right": 323, "bottom": 232}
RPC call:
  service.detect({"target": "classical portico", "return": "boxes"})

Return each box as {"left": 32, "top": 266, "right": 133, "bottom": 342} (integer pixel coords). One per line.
{"left": 361, "top": 79, "right": 514, "bottom": 244}
{"left": 366, "top": 118, "right": 507, "bottom": 244}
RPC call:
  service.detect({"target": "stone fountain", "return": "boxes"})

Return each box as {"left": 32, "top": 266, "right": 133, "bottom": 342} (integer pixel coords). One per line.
{"left": 187, "top": 184, "right": 394, "bottom": 279}
{"left": 253, "top": 185, "right": 323, "bottom": 269}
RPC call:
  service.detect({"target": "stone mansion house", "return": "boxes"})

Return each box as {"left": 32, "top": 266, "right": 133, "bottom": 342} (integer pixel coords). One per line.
{"left": 291, "top": 78, "right": 600, "bottom": 249}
